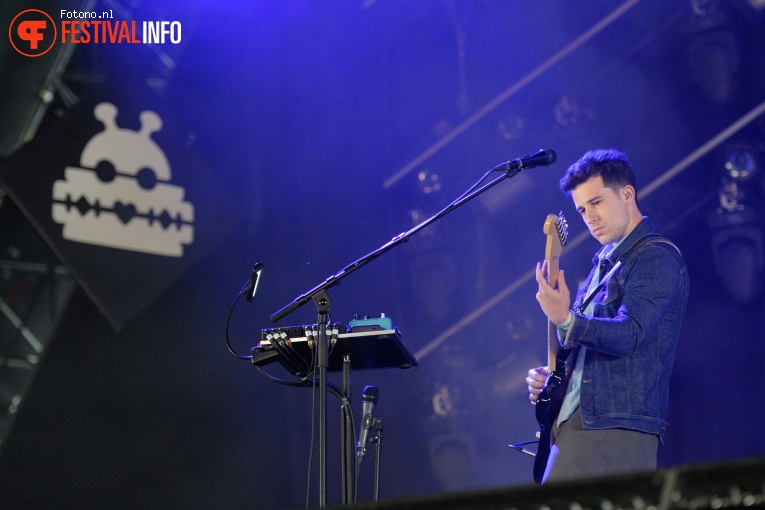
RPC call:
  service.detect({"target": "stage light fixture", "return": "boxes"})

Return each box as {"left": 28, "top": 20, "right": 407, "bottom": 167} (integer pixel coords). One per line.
{"left": 417, "top": 169, "right": 442, "bottom": 195}
{"left": 713, "top": 141, "right": 763, "bottom": 215}
{"left": 683, "top": 0, "right": 744, "bottom": 105}
{"left": 708, "top": 139, "right": 765, "bottom": 303}
{"left": 723, "top": 144, "right": 759, "bottom": 182}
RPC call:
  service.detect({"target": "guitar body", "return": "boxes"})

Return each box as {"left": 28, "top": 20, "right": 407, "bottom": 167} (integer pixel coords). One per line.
{"left": 532, "top": 347, "right": 571, "bottom": 484}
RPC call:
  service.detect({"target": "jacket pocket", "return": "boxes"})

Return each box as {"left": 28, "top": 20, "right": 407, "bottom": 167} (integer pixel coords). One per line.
{"left": 602, "top": 278, "right": 624, "bottom": 307}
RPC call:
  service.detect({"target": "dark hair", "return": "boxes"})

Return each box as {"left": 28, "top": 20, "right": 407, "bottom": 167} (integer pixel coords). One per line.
{"left": 559, "top": 148, "right": 637, "bottom": 198}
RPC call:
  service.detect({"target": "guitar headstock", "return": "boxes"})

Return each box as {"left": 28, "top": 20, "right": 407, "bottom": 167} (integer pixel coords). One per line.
{"left": 543, "top": 212, "right": 568, "bottom": 248}
{"left": 543, "top": 212, "right": 568, "bottom": 284}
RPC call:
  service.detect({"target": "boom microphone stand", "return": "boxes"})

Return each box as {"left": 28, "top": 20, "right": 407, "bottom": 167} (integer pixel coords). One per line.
{"left": 269, "top": 149, "right": 556, "bottom": 507}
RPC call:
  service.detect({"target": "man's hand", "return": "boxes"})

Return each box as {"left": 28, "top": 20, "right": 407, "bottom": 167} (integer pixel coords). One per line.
{"left": 535, "top": 260, "right": 571, "bottom": 325}
{"left": 527, "top": 366, "right": 549, "bottom": 405}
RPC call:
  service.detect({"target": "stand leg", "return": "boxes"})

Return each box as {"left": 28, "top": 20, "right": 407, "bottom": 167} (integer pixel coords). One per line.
{"left": 312, "top": 290, "right": 331, "bottom": 508}
{"left": 341, "top": 355, "right": 354, "bottom": 505}
{"left": 373, "top": 418, "right": 383, "bottom": 503}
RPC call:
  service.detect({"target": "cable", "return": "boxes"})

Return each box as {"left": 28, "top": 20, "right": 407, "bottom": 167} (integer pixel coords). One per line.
{"left": 254, "top": 366, "right": 348, "bottom": 401}
{"left": 224, "top": 280, "right": 252, "bottom": 360}
{"left": 255, "top": 366, "right": 309, "bottom": 388}
{"left": 305, "top": 371, "right": 317, "bottom": 509}
{"left": 269, "top": 331, "right": 310, "bottom": 377}
{"left": 454, "top": 165, "right": 497, "bottom": 202}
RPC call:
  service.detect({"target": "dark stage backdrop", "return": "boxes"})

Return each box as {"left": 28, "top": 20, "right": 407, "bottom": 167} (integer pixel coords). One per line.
{"left": 1, "top": 1, "right": 765, "bottom": 509}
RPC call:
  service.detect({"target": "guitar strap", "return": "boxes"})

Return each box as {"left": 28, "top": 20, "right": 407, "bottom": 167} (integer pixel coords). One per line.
{"left": 574, "top": 233, "right": 663, "bottom": 314}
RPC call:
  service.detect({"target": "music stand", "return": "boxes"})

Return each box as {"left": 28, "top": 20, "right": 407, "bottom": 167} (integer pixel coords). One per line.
{"left": 252, "top": 325, "right": 417, "bottom": 504}
{"left": 252, "top": 327, "right": 418, "bottom": 373}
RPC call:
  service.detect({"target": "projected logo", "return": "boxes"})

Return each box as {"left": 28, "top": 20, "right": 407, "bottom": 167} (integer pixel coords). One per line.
{"left": 52, "top": 102, "right": 194, "bottom": 257}
{"left": 9, "top": 8, "right": 183, "bottom": 58}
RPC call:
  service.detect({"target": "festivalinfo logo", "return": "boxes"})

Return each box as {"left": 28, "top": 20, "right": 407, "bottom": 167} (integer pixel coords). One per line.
{"left": 8, "top": 8, "right": 182, "bottom": 57}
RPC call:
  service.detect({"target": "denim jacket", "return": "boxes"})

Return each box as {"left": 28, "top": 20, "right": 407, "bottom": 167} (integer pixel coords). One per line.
{"left": 560, "top": 217, "right": 689, "bottom": 436}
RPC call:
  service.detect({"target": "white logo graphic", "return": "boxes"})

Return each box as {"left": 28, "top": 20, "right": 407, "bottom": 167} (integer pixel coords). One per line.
{"left": 52, "top": 102, "right": 194, "bottom": 257}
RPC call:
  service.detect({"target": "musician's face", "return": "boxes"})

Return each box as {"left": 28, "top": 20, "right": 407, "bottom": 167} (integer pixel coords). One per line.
{"left": 571, "top": 175, "right": 631, "bottom": 245}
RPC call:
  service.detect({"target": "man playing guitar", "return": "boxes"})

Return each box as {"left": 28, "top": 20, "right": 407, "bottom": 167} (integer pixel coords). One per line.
{"left": 527, "top": 148, "right": 689, "bottom": 484}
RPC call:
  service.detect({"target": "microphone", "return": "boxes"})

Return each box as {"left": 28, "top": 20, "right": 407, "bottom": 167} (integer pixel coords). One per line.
{"left": 505, "top": 149, "right": 557, "bottom": 171}
{"left": 245, "top": 262, "right": 264, "bottom": 302}
{"left": 356, "top": 385, "right": 379, "bottom": 460}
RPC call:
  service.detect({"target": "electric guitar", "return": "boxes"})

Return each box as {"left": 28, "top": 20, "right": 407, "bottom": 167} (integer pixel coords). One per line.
{"left": 533, "top": 212, "right": 569, "bottom": 485}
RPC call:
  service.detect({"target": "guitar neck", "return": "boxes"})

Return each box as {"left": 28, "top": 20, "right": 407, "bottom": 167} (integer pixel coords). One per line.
{"left": 547, "top": 318, "right": 558, "bottom": 370}
{"left": 545, "top": 242, "right": 561, "bottom": 370}
{"left": 546, "top": 260, "right": 560, "bottom": 370}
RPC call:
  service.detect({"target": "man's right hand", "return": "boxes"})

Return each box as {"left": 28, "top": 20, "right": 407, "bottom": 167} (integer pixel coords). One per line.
{"left": 526, "top": 366, "right": 549, "bottom": 405}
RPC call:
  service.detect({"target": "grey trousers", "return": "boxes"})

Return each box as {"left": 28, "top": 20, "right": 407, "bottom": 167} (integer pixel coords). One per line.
{"left": 542, "top": 407, "right": 658, "bottom": 484}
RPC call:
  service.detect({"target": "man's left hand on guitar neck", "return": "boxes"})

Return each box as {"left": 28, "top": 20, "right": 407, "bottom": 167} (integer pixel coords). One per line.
{"left": 535, "top": 259, "right": 572, "bottom": 326}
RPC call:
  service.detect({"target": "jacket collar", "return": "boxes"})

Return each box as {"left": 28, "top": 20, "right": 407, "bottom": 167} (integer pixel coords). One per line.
{"left": 592, "top": 216, "right": 657, "bottom": 266}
